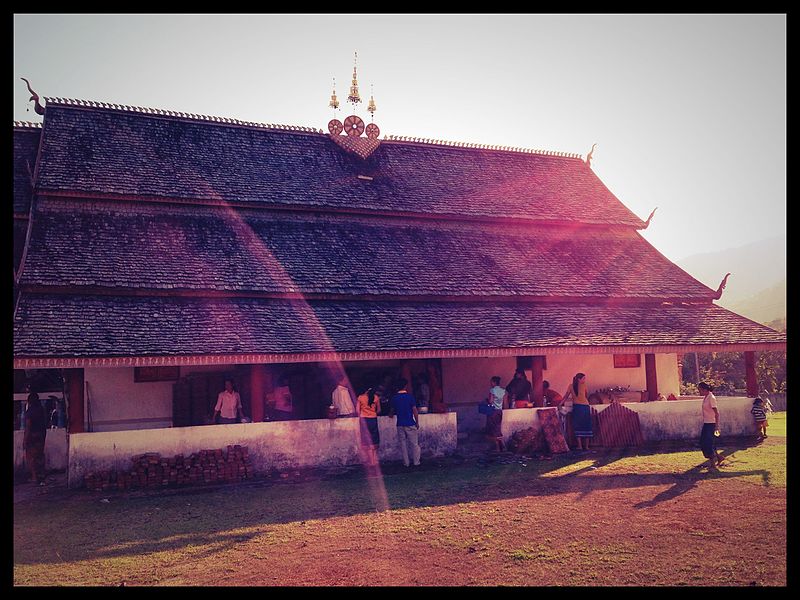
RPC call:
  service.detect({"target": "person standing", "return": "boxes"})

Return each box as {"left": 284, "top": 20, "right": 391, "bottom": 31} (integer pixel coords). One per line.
{"left": 270, "top": 376, "right": 294, "bottom": 421}
{"left": 542, "top": 380, "right": 562, "bottom": 407}
{"left": 751, "top": 397, "right": 769, "bottom": 439}
{"left": 23, "top": 392, "right": 47, "bottom": 485}
{"left": 390, "top": 378, "right": 421, "bottom": 467}
{"left": 487, "top": 376, "right": 508, "bottom": 451}
{"left": 213, "top": 378, "right": 244, "bottom": 424}
{"left": 506, "top": 369, "right": 532, "bottom": 408}
{"left": 699, "top": 381, "right": 725, "bottom": 470}
{"left": 416, "top": 373, "right": 431, "bottom": 411}
{"left": 357, "top": 387, "right": 381, "bottom": 469}
{"left": 562, "top": 373, "right": 592, "bottom": 452}
{"left": 332, "top": 376, "right": 357, "bottom": 417}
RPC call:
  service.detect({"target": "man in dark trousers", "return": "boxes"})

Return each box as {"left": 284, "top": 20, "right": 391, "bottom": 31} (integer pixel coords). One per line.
{"left": 390, "top": 378, "right": 421, "bottom": 467}
{"left": 24, "top": 392, "right": 47, "bottom": 485}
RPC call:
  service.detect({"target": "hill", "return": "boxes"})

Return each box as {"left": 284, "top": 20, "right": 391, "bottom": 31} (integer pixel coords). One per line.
{"left": 677, "top": 236, "right": 786, "bottom": 323}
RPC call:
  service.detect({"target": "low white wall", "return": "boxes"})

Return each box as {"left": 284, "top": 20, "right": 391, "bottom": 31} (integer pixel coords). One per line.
{"left": 67, "top": 413, "right": 457, "bottom": 488}
{"left": 14, "top": 429, "right": 69, "bottom": 474}
{"left": 497, "top": 396, "right": 758, "bottom": 443}
{"left": 624, "top": 397, "right": 758, "bottom": 440}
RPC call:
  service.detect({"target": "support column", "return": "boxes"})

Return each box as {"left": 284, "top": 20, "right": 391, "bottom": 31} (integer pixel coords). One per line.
{"left": 63, "top": 368, "right": 84, "bottom": 433}
{"left": 645, "top": 354, "right": 658, "bottom": 402}
{"left": 531, "top": 356, "right": 545, "bottom": 407}
{"left": 250, "top": 364, "right": 268, "bottom": 423}
{"left": 745, "top": 351, "right": 758, "bottom": 398}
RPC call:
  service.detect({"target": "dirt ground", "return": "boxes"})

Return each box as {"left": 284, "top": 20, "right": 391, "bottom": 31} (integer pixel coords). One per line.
{"left": 13, "top": 420, "right": 786, "bottom": 587}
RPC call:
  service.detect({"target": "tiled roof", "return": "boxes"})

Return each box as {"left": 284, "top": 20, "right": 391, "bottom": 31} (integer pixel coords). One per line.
{"left": 14, "top": 220, "right": 28, "bottom": 272}
{"left": 13, "top": 126, "right": 40, "bottom": 213}
{"left": 35, "top": 104, "right": 645, "bottom": 227}
{"left": 13, "top": 295, "right": 786, "bottom": 358}
{"left": 20, "top": 200, "right": 714, "bottom": 299}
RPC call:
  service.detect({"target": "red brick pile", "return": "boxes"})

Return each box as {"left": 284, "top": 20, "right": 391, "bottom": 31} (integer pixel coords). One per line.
{"left": 83, "top": 445, "right": 254, "bottom": 491}
{"left": 507, "top": 427, "right": 544, "bottom": 454}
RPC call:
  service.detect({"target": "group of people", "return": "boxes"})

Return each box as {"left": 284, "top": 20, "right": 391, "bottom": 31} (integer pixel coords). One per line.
{"left": 483, "top": 371, "right": 594, "bottom": 453}
{"left": 214, "top": 372, "right": 778, "bottom": 477}
{"left": 485, "top": 373, "right": 776, "bottom": 469}
{"left": 333, "top": 377, "right": 422, "bottom": 470}
{"left": 213, "top": 375, "right": 424, "bottom": 470}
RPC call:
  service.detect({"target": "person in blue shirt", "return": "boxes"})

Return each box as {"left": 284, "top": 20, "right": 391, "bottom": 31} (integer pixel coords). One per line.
{"left": 390, "top": 378, "right": 421, "bottom": 467}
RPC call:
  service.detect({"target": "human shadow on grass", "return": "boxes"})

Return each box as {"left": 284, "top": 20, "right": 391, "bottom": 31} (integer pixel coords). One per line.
{"left": 632, "top": 459, "right": 770, "bottom": 509}
{"left": 14, "top": 442, "right": 777, "bottom": 565}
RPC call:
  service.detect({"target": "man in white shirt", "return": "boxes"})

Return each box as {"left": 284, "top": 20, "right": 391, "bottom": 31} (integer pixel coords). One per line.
{"left": 332, "top": 377, "right": 356, "bottom": 417}
{"left": 213, "top": 378, "right": 244, "bottom": 424}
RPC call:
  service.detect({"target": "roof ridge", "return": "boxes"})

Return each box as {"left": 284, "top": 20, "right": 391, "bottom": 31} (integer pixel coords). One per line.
{"left": 40, "top": 98, "right": 584, "bottom": 159}
{"left": 13, "top": 121, "right": 42, "bottom": 129}
{"left": 383, "top": 134, "right": 584, "bottom": 159}
{"left": 42, "top": 97, "right": 325, "bottom": 135}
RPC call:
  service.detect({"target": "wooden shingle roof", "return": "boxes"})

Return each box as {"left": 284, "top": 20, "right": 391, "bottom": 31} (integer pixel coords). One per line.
{"left": 13, "top": 294, "right": 787, "bottom": 365}
{"left": 35, "top": 103, "right": 645, "bottom": 226}
{"left": 21, "top": 199, "right": 714, "bottom": 300}
{"left": 13, "top": 124, "right": 40, "bottom": 214}
{"left": 12, "top": 100, "right": 785, "bottom": 364}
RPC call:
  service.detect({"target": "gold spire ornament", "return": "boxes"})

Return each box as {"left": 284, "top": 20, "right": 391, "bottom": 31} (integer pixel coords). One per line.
{"left": 329, "top": 77, "right": 340, "bottom": 110}
{"left": 348, "top": 51, "right": 361, "bottom": 105}
{"left": 367, "top": 84, "right": 376, "bottom": 118}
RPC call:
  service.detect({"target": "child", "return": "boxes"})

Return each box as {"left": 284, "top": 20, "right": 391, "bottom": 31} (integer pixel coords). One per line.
{"left": 751, "top": 397, "right": 768, "bottom": 439}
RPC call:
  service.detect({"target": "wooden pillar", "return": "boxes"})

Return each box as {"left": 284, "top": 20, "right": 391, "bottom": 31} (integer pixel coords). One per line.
{"left": 63, "top": 368, "right": 84, "bottom": 433}
{"left": 531, "top": 356, "right": 545, "bottom": 407}
{"left": 745, "top": 351, "right": 758, "bottom": 397}
{"left": 250, "top": 364, "right": 268, "bottom": 423}
{"left": 645, "top": 354, "right": 658, "bottom": 402}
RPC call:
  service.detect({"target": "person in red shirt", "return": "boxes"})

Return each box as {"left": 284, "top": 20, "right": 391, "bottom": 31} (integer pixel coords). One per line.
{"left": 542, "top": 380, "right": 562, "bottom": 407}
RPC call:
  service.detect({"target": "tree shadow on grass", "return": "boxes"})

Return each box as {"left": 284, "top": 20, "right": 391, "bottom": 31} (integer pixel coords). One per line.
{"left": 13, "top": 442, "right": 779, "bottom": 565}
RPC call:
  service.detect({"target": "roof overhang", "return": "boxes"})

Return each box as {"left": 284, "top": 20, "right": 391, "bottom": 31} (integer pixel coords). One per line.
{"left": 14, "top": 295, "right": 785, "bottom": 369}
{"left": 13, "top": 342, "right": 786, "bottom": 369}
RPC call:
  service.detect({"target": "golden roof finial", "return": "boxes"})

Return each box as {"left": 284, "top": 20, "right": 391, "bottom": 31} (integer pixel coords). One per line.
{"left": 367, "top": 84, "right": 376, "bottom": 119}
{"left": 329, "top": 77, "right": 340, "bottom": 110}
{"left": 348, "top": 51, "right": 361, "bottom": 105}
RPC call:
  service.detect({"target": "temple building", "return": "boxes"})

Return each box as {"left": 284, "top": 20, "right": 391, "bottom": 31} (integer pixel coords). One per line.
{"left": 12, "top": 74, "right": 786, "bottom": 482}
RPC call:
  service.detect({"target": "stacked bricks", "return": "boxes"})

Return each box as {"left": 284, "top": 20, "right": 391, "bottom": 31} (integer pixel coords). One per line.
{"left": 82, "top": 445, "right": 254, "bottom": 492}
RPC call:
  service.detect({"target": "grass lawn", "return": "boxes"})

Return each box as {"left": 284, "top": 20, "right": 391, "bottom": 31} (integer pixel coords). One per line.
{"left": 14, "top": 413, "right": 786, "bottom": 586}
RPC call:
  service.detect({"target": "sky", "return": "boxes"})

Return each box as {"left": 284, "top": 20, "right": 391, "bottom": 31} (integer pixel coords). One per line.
{"left": 13, "top": 13, "right": 786, "bottom": 263}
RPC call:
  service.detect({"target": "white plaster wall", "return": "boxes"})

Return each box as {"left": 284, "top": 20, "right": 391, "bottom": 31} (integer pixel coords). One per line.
{"left": 540, "top": 354, "right": 647, "bottom": 398}
{"left": 67, "top": 413, "right": 457, "bottom": 487}
{"left": 14, "top": 429, "right": 68, "bottom": 473}
{"left": 441, "top": 356, "right": 517, "bottom": 404}
{"left": 496, "top": 397, "right": 758, "bottom": 444}
{"left": 655, "top": 354, "right": 680, "bottom": 398}
{"left": 84, "top": 367, "right": 173, "bottom": 432}
{"left": 623, "top": 397, "right": 758, "bottom": 440}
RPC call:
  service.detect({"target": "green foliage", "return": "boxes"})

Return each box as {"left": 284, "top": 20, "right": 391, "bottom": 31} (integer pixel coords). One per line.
{"left": 681, "top": 349, "right": 786, "bottom": 396}
{"left": 756, "top": 351, "right": 787, "bottom": 395}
